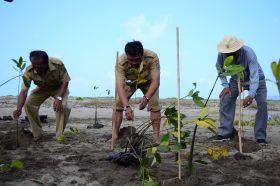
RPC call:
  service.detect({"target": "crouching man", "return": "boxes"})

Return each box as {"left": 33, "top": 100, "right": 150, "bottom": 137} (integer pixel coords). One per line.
{"left": 13, "top": 50, "right": 71, "bottom": 141}
{"left": 112, "top": 41, "right": 161, "bottom": 149}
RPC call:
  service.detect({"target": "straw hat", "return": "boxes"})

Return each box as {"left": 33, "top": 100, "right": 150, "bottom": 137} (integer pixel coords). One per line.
{"left": 217, "top": 36, "right": 244, "bottom": 53}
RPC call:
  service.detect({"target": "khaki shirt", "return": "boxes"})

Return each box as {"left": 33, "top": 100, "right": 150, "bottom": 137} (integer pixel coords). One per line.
{"left": 22, "top": 57, "right": 71, "bottom": 90}
{"left": 116, "top": 49, "right": 160, "bottom": 85}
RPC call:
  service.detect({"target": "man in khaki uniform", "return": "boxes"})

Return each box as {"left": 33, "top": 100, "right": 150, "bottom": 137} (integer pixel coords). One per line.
{"left": 112, "top": 41, "right": 161, "bottom": 149}
{"left": 13, "top": 50, "right": 71, "bottom": 141}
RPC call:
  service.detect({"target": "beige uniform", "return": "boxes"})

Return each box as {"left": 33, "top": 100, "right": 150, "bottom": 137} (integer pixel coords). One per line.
{"left": 114, "top": 49, "right": 161, "bottom": 111}
{"left": 22, "top": 57, "right": 71, "bottom": 138}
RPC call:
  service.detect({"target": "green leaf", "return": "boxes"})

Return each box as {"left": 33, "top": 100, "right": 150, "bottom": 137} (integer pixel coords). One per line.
{"left": 22, "top": 76, "right": 31, "bottom": 88}
{"left": 226, "top": 65, "right": 244, "bottom": 73}
{"left": 187, "top": 89, "right": 194, "bottom": 97}
{"left": 139, "top": 62, "right": 144, "bottom": 73}
{"left": 18, "top": 56, "right": 23, "bottom": 68}
{"left": 195, "top": 119, "right": 209, "bottom": 128}
{"left": 106, "top": 89, "right": 110, "bottom": 95}
{"left": 151, "top": 152, "right": 161, "bottom": 166}
{"left": 204, "top": 118, "right": 217, "bottom": 129}
{"left": 160, "top": 133, "right": 169, "bottom": 145}
{"left": 157, "top": 144, "right": 169, "bottom": 152}
{"left": 0, "top": 164, "right": 10, "bottom": 171}
{"left": 21, "top": 63, "right": 26, "bottom": 71}
{"left": 271, "top": 61, "right": 278, "bottom": 78}
{"left": 10, "top": 160, "right": 23, "bottom": 170}
{"left": 170, "top": 142, "right": 182, "bottom": 153}
{"left": 57, "top": 134, "right": 65, "bottom": 143}
{"left": 224, "top": 56, "right": 234, "bottom": 67}
{"left": 137, "top": 79, "right": 148, "bottom": 85}
{"left": 12, "top": 59, "right": 18, "bottom": 66}
{"left": 93, "top": 85, "right": 99, "bottom": 90}
{"left": 144, "top": 179, "right": 157, "bottom": 186}
{"left": 193, "top": 96, "right": 204, "bottom": 107}
{"left": 192, "top": 82, "right": 197, "bottom": 88}
{"left": 199, "top": 107, "right": 209, "bottom": 118}
{"left": 130, "top": 68, "right": 138, "bottom": 76}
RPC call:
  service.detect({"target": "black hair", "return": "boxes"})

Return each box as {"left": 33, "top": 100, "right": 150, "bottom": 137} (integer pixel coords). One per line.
{"left": 29, "top": 50, "right": 49, "bottom": 64}
{"left": 124, "top": 41, "right": 144, "bottom": 56}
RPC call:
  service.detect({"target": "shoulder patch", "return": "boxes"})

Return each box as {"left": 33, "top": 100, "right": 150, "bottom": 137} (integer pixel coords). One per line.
{"left": 49, "top": 57, "right": 64, "bottom": 65}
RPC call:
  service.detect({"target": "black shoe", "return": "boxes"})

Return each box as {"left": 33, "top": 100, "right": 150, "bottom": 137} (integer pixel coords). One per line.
{"left": 257, "top": 139, "right": 268, "bottom": 145}
{"left": 213, "top": 135, "right": 230, "bottom": 142}
{"left": 230, "top": 128, "right": 238, "bottom": 139}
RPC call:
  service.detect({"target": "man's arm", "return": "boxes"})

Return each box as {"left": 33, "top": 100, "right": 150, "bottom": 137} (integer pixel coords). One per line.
{"left": 243, "top": 55, "right": 260, "bottom": 108}
{"left": 13, "top": 88, "right": 28, "bottom": 119}
{"left": 248, "top": 56, "right": 260, "bottom": 98}
{"left": 138, "top": 55, "right": 160, "bottom": 110}
{"left": 53, "top": 82, "right": 69, "bottom": 112}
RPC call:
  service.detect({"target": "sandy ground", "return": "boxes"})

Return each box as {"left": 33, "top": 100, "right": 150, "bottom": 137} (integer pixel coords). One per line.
{"left": 1, "top": 96, "right": 280, "bottom": 186}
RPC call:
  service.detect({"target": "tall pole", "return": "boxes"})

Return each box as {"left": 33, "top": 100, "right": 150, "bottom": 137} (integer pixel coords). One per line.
{"left": 111, "top": 51, "right": 119, "bottom": 150}
{"left": 115, "top": 52, "right": 119, "bottom": 100}
{"left": 237, "top": 77, "right": 243, "bottom": 153}
{"left": 176, "top": 27, "right": 182, "bottom": 179}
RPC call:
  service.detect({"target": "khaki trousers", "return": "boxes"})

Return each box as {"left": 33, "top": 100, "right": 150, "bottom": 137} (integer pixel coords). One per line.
{"left": 24, "top": 87, "right": 71, "bottom": 138}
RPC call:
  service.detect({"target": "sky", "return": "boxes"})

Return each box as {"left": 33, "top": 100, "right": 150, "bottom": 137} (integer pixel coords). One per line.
{"left": 0, "top": 0, "right": 280, "bottom": 99}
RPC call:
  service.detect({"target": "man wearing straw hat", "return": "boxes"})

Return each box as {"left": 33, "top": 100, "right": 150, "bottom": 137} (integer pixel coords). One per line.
{"left": 215, "top": 36, "right": 268, "bottom": 144}
{"left": 112, "top": 41, "right": 161, "bottom": 149}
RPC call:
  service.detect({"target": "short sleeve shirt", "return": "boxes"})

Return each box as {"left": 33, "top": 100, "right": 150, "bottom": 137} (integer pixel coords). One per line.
{"left": 22, "top": 57, "right": 71, "bottom": 90}
{"left": 116, "top": 49, "right": 160, "bottom": 84}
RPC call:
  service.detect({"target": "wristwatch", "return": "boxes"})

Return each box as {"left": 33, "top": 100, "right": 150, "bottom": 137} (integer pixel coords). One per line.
{"left": 143, "top": 95, "right": 150, "bottom": 102}
{"left": 56, "top": 96, "right": 63, "bottom": 101}
{"left": 124, "top": 105, "right": 131, "bottom": 111}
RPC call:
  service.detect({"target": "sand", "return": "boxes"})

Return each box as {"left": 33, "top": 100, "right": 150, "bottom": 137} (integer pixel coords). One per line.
{"left": 0, "top": 96, "right": 280, "bottom": 186}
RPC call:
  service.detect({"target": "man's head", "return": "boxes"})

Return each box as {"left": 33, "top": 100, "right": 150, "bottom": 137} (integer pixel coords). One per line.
{"left": 29, "top": 50, "right": 49, "bottom": 74}
{"left": 217, "top": 36, "right": 244, "bottom": 59}
{"left": 125, "top": 41, "right": 144, "bottom": 68}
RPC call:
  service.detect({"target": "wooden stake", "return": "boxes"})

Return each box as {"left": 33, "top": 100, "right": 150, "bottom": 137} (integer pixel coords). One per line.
{"left": 115, "top": 52, "right": 119, "bottom": 100}
{"left": 237, "top": 77, "right": 243, "bottom": 153}
{"left": 111, "top": 51, "right": 119, "bottom": 150}
{"left": 176, "top": 27, "right": 182, "bottom": 179}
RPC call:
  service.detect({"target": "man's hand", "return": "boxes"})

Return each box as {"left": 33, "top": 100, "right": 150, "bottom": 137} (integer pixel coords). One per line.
{"left": 125, "top": 107, "right": 134, "bottom": 120}
{"left": 243, "top": 96, "right": 254, "bottom": 108}
{"left": 13, "top": 109, "right": 22, "bottom": 120}
{"left": 137, "top": 96, "right": 149, "bottom": 110}
{"left": 53, "top": 99, "right": 63, "bottom": 112}
{"left": 219, "top": 87, "right": 231, "bottom": 101}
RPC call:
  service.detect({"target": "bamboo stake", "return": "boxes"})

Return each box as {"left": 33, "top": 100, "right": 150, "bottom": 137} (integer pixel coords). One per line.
{"left": 115, "top": 52, "right": 119, "bottom": 100}
{"left": 237, "top": 77, "right": 243, "bottom": 153}
{"left": 111, "top": 51, "right": 119, "bottom": 150}
{"left": 176, "top": 27, "right": 181, "bottom": 179}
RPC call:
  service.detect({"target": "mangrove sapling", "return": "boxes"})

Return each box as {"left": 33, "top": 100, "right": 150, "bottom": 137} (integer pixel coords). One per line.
{"left": 0, "top": 160, "right": 23, "bottom": 172}
{"left": 112, "top": 84, "right": 216, "bottom": 182}
{"left": 1, "top": 57, "right": 30, "bottom": 147}
{"left": 271, "top": 59, "right": 280, "bottom": 95}
{"left": 88, "top": 85, "right": 110, "bottom": 129}
{"left": 218, "top": 56, "right": 245, "bottom": 153}
{"left": 146, "top": 83, "right": 217, "bottom": 178}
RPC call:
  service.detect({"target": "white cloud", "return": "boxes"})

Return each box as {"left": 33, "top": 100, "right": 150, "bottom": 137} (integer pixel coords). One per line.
{"left": 124, "top": 14, "right": 171, "bottom": 41}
